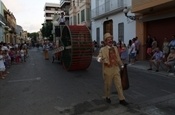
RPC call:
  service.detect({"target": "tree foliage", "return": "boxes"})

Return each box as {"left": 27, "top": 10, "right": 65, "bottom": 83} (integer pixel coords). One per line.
{"left": 28, "top": 32, "right": 39, "bottom": 42}
{"left": 41, "top": 22, "right": 53, "bottom": 41}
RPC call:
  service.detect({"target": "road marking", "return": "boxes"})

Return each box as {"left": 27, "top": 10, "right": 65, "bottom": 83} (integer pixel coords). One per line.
{"left": 132, "top": 90, "right": 147, "bottom": 97}
{"left": 126, "top": 90, "right": 146, "bottom": 99}
{"left": 161, "top": 89, "right": 172, "bottom": 94}
{"left": 8, "top": 77, "right": 41, "bottom": 83}
{"left": 54, "top": 106, "right": 72, "bottom": 112}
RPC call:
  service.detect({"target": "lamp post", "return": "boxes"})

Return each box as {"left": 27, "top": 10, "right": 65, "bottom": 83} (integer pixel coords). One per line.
{"left": 123, "top": 7, "right": 141, "bottom": 20}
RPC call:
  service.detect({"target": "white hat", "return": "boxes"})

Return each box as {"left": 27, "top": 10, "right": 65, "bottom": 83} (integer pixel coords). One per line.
{"left": 104, "top": 33, "right": 113, "bottom": 41}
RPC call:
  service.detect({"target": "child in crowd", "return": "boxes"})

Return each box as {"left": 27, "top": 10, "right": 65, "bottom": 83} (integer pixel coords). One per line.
{"left": 20, "top": 47, "right": 26, "bottom": 62}
{"left": 15, "top": 48, "right": 20, "bottom": 64}
{"left": 9, "top": 48, "right": 15, "bottom": 64}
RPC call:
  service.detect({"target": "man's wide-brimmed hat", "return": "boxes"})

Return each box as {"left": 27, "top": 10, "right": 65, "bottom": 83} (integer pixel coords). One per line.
{"left": 104, "top": 33, "right": 113, "bottom": 41}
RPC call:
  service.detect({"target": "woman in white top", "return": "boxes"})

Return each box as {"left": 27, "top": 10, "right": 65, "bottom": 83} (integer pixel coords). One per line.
{"left": 129, "top": 38, "right": 137, "bottom": 65}
{"left": 162, "top": 37, "right": 169, "bottom": 60}
{"left": 0, "top": 50, "right": 6, "bottom": 79}
{"left": 20, "top": 48, "right": 26, "bottom": 62}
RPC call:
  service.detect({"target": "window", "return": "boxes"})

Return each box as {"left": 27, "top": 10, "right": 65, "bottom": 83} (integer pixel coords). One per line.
{"left": 118, "top": 23, "right": 124, "bottom": 42}
{"left": 70, "top": 16, "right": 72, "bottom": 25}
{"left": 77, "top": 13, "right": 80, "bottom": 24}
{"left": 96, "top": 28, "right": 100, "bottom": 46}
{"left": 81, "top": 9, "right": 85, "bottom": 22}
{"left": 73, "top": 15, "right": 76, "bottom": 25}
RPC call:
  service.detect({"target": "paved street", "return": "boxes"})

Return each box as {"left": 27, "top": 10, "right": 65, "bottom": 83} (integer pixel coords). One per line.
{"left": 0, "top": 47, "right": 175, "bottom": 115}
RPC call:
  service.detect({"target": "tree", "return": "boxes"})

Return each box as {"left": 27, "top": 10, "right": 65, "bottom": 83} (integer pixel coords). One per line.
{"left": 41, "top": 22, "right": 53, "bottom": 41}
{"left": 28, "top": 32, "right": 39, "bottom": 43}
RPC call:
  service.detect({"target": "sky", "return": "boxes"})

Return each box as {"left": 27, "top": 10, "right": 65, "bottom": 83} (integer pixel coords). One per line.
{"left": 1, "top": 0, "right": 60, "bottom": 33}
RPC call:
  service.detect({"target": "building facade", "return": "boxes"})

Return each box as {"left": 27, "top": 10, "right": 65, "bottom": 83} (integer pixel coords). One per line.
{"left": 15, "top": 25, "right": 23, "bottom": 43}
{"left": 60, "top": 0, "right": 71, "bottom": 25}
{"left": 4, "top": 9, "right": 17, "bottom": 44}
{"left": 44, "top": 3, "right": 61, "bottom": 23}
{"left": 69, "top": 0, "right": 91, "bottom": 28}
{"left": 37, "top": 31, "right": 43, "bottom": 44}
{"left": 132, "top": 0, "right": 175, "bottom": 60}
{"left": 22, "top": 31, "right": 28, "bottom": 43}
{"left": 91, "top": 0, "right": 136, "bottom": 47}
{"left": 0, "top": 1, "right": 6, "bottom": 42}
{"left": 3, "top": 8, "right": 17, "bottom": 44}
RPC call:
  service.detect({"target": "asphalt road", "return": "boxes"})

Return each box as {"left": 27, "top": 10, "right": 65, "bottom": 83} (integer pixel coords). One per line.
{"left": 0, "top": 47, "right": 175, "bottom": 115}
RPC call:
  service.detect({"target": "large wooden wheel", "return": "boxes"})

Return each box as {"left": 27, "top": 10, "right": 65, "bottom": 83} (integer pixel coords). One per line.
{"left": 60, "top": 25, "right": 92, "bottom": 71}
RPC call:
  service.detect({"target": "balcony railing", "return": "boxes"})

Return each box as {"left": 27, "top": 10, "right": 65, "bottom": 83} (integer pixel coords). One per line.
{"left": 60, "top": 0, "right": 71, "bottom": 7}
{"left": 91, "top": 0, "right": 124, "bottom": 19}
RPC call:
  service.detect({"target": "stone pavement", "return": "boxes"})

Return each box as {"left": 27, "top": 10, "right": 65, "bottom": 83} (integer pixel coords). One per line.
{"left": 87, "top": 58, "right": 175, "bottom": 115}
{"left": 93, "top": 48, "right": 174, "bottom": 77}
{"left": 92, "top": 51, "right": 175, "bottom": 115}
{"left": 127, "top": 60, "right": 175, "bottom": 77}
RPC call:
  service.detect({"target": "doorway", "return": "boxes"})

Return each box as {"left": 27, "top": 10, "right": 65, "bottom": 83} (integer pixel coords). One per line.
{"left": 103, "top": 20, "right": 113, "bottom": 36}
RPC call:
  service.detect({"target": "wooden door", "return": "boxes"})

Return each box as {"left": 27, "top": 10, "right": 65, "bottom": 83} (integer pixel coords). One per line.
{"left": 103, "top": 20, "right": 113, "bottom": 36}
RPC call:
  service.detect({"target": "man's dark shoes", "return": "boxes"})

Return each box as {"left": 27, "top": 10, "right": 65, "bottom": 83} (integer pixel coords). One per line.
{"left": 147, "top": 68, "right": 152, "bottom": 70}
{"left": 155, "top": 70, "right": 159, "bottom": 72}
{"left": 106, "top": 97, "right": 111, "bottom": 104}
{"left": 119, "top": 100, "right": 129, "bottom": 106}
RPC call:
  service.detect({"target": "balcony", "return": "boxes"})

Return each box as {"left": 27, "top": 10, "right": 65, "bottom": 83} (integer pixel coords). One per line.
{"left": 45, "top": 10, "right": 57, "bottom": 14}
{"left": 60, "top": 0, "right": 71, "bottom": 8}
{"left": 45, "top": 16, "right": 53, "bottom": 20}
{"left": 91, "top": 0, "right": 124, "bottom": 20}
{"left": 132, "top": 0, "right": 175, "bottom": 13}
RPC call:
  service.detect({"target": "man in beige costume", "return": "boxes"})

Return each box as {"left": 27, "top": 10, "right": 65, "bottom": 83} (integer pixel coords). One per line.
{"left": 97, "top": 33, "right": 128, "bottom": 106}
{"left": 43, "top": 42, "right": 49, "bottom": 60}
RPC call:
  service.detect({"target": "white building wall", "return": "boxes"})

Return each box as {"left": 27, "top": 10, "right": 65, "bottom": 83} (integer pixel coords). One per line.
{"left": 112, "top": 12, "right": 136, "bottom": 44}
{"left": 91, "top": 19, "right": 105, "bottom": 44}
{"left": 44, "top": 3, "right": 60, "bottom": 22}
{"left": 91, "top": 0, "right": 136, "bottom": 45}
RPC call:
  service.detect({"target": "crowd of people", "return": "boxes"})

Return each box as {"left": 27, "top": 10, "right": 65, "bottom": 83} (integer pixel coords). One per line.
{"left": 94, "top": 33, "right": 175, "bottom": 106}
{"left": 147, "top": 35, "right": 175, "bottom": 74}
{"left": 93, "top": 34, "right": 175, "bottom": 74}
{"left": 0, "top": 42, "right": 29, "bottom": 79}
{"left": 93, "top": 36, "right": 140, "bottom": 65}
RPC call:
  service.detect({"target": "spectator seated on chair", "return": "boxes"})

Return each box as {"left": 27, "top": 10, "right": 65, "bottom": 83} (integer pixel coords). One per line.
{"left": 164, "top": 47, "right": 175, "bottom": 73}
{"left": 147, "top": 47, "right": 163, "bottom": 72}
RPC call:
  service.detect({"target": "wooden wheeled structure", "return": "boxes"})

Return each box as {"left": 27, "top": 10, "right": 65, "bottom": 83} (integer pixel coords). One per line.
{"left": 54, "top": 25, "right": 93, "bottom": 71}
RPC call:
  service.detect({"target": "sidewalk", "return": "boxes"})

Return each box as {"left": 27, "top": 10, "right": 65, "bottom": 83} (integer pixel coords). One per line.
{"left": 127, "top": 60, "right": 175, "bottom": 77}
{"left": 93, "top": 49, "right": 173, "bottom": 77}
{"left": 92, "top": 49, "right": 175, "bottom": 115}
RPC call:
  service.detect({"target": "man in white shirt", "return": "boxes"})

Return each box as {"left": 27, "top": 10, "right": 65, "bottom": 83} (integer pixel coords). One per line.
{"left": 147, "top": 47, "right": 163, "bottom": 72}
{"left": 58, "top": 12, "right": 65, "bottom": 25}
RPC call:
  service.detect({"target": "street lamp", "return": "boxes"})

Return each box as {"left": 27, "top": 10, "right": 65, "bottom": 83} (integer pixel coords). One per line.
{"left": 123, "top": 7, "right": 140, "bottom": 20}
